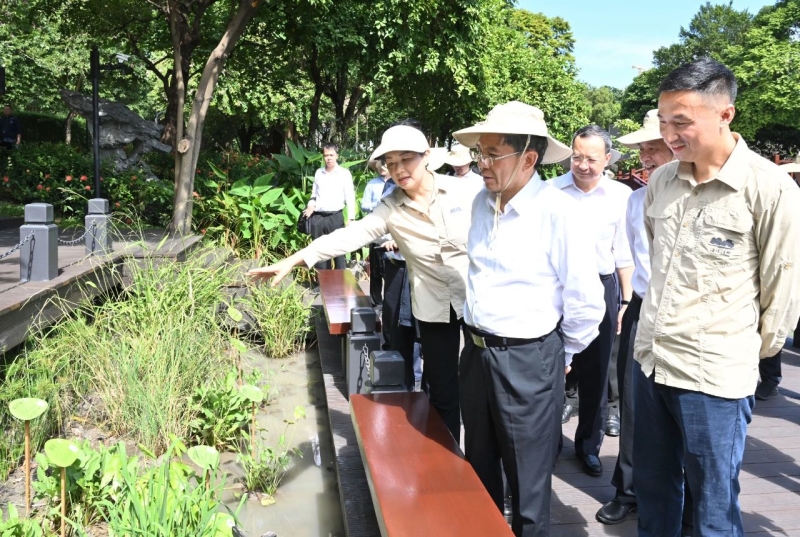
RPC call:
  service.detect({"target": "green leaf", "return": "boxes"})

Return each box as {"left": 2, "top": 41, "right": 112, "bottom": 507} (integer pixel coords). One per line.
{"left": 230, "top": 338, "right": 248, "bottom": 353}
{"left": 9, "top": 397, "right": 48, "bottom": 421}
{"left": 208, "top": 162, "right": 229, "bottom": 180}
{"left": 227, "top": 306, "right": 243, "bottom": 322}
{"left": 272, "top": 154, "right": 300, "bottom": 173}
{"left": 239, "top": 384, "right": 264, "bottom": 403}
{"left": 187, "top": 445, "right": 220, "bottom": 471}
{"left": 253, "top": 173, "right": 275, "bottom": 187}
{"left": 259, "top": 189, "right": 282, "bottom": 206}
{"left": 44, "top": 439, "right": 80, "bottom": 467}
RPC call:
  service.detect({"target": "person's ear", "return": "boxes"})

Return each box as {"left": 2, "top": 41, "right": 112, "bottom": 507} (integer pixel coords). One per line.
{"left": 720, "top": 102, "right": 736, "bottom": 127}
{"left": 526, "top": 150, "right": 540, "bottom": 172}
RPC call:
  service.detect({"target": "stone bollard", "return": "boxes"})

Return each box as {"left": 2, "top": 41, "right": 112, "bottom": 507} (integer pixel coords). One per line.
{"left": 85, "top": 198, "right": 112, "bottom": 256}
{"left": 344, "top": 306, "right": 381, "bottom": 398}
{"left": 367, "top": 350, "right": 406, "bottom": 393}
{"left": 19, "top": 203, "right": 58, "bottom": 282}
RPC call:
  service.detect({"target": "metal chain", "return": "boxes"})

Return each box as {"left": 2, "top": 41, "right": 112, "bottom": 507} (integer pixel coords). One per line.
{"left": 362, "top": 343, "right": 371, "bottom": 383}
{"left": 58, "top": 221, "right": 96, "bottom": 245}
{"left": 0, "top": 232, "right": 34, "bottom": 260}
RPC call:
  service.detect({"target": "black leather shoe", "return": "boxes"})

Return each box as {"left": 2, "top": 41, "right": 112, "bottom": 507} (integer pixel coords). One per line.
{"left": 755, "top": 381, "right": 779, "bottom": 401}
{"left": 562, "top": 403, "right": 578, "bottom": 424}
{"left": 605, "top": 414, "right": 620, "bottom": 437}
{"left": 596, "top": 499, "right": 637, "bottom": 524}
{"left": 579, "top": 453, "right": 603, "bottom": 476}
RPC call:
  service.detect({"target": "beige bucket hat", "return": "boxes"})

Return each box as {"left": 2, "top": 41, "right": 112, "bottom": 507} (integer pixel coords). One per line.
{"left": 444, "top": 144, "right": 473, "bottom": 167}
{"left": 369, "top": 125, "right": 430, "bottom": 161}
{"left": 780, "top": 155, "right": 800, "bottom": 174}
{"left": 452, "top": 101, "right": 572, "bottom": 164}
{"left": 617, "top": 109, "right": 661, "bottom": 148}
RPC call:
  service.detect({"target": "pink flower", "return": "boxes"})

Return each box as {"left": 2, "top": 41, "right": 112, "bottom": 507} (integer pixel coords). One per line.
{"left": 44, "top": 173, "right": 50, "bottom": 179}
{"left": 45, "top": 187, "right": 51, "bottom": 192}
{"left": 37, "top": 184, "right": 44, "bottom": 190}
{"left": 114, "top": 202, "right": 120, "bottom": 208}
{"left": 200, "top": 229, "right": 207, "bottom": 235}
{"left": 84, "top": 185, "right": 91, "bottom": 191}
{"left": 2, "top": 176, "right": 8, "bottom": 183}
{"left": 66, "top": 175, "right": 73, "bottom": 182}
{"left": 80, "top": 175, "right": 88, "bottom": 182}
{"left": 192, "top": 191, "right": 200, "bottom": 198}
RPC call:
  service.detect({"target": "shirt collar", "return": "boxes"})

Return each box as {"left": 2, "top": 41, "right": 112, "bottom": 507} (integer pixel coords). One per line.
{"left": 484, "top": 173, "right": 545, "bottom": 216}
{"left": 675, "top": 133, "right": 748, "bottom": 191}
{"left": 561, "top": 170, "right": 610, "bottom": 195}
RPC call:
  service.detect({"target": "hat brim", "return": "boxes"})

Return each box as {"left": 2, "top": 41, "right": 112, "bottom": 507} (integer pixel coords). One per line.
{"left": 616, "top": 128, "right": 663, "bottom": 149}
{"left": 445, "top": 155, "right": 472, "bottom": 167}
{"left": 452, "top": 125, "right": 572, "bottom": 165}
{"left": 780, "top": 163, "right": 800, "bottom": 173}
{"left": 427, "top": 147, "right": 449, "bottom": 172}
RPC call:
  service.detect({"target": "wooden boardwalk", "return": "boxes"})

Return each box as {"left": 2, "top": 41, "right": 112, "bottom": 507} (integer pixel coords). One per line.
{"left": 315, "top": 293, "right": 800, "bottom": 536}
{"left": 0, "top": 226, "right": 201, "bottom": 352}
{"left": 554, "top": 344, "right": 800, "bottom": 536}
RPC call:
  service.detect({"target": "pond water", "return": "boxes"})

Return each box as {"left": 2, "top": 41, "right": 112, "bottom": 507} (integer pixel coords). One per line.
{"left": 222, "top": 346, "right": 345, "bottom": 537}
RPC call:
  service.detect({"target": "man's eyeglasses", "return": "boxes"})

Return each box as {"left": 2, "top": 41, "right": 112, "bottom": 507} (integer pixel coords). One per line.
{"left": 469, "top": 149, "right": 523, "bottom": 166}
{"left": 570, "top": 155, "right": 603, "bottom": 166}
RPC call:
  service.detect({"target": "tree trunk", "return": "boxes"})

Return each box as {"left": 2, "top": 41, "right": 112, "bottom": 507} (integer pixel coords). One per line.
{"left": 169, "top": 0, "right": 263, "bottom": 235}
{"left": 169, "top": 0, "right": 186, "bottom": 193}
{"left": 64, "top": 111, "right": 76, "bottom": 145}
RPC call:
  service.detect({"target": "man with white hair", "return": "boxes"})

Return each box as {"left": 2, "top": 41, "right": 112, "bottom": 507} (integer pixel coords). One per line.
{"left": 453, "top": 101, "right": 605, "bottom": 537}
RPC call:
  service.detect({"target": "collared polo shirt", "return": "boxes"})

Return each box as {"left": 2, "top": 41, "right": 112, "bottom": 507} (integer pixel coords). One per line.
{"left": 634, "top": 134, "right": 800, "bottom": 399}
{"left": 553, "top": 171, "right": 633, "bottom": 275}
{"left": 302, "top": 173, "right": 472, "bottom": 323}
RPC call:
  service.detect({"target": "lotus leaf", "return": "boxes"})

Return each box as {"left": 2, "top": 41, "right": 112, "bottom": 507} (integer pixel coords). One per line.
{"left": 240, "top": 384, "right": 264, "bottom": 403}
{"left": 8, "top": 398, "right": 48, "bottom": 421}
{"left": 44, "top": 439, "right": 80, "bottom": 468}
{"left": 187, "top": 445, "right": 220, "bottom": 471}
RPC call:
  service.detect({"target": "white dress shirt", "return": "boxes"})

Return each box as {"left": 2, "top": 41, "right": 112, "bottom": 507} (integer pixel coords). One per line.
{"left": 453, "top": 170, "right": 485, "bottom": 201}
{"left": 309, "top": 165, "right": 356, "bottom": 219}
{"left": 626, "top": 187, "right": 650, "bottom": 297}
{"left": 552, "top": 171, "right": 634, "bottom": 274}
{"left": 464, "top": 174, "right": 606, "bottom": 365}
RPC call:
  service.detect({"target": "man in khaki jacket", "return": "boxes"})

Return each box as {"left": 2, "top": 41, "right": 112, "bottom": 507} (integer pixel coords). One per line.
{"left": 633, "top": 58, "right": 800, "bottom": 536}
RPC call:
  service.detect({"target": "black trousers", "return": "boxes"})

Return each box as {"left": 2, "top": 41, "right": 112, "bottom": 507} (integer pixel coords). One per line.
{"left": 309, "top": 211, "right": 345, "bottom": 270}
{"left": 759, "top": 349, "right": 782, "bottom": 388}
{"left": 611, "top": 292, "right": 642, "bottom": 503}
{"left": 417, "top": 306, "right": 462, "bottom": 441}
{"left": 565, "top": 273, "right": 618, "bottom": 457}
{"left": 381, "top": 258, "right": 416, "bottom": 390}
{"left": 460, "top": 329, "right": 564, "bottom": 537}
{"left": 368, "top": 244, "right": 384, "bottom": 306}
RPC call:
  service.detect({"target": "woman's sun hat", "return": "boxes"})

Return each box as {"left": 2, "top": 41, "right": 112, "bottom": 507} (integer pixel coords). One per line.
{"left": 452, "top": 101, "right": 572, "bottom": 164}
{"left": 369, "top": 125, "right": 430, "bottom": 161}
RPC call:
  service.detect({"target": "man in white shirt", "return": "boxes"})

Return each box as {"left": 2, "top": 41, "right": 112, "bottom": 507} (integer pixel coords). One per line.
{"left": 553, "top": 125, "right": 634, "bottom": 477}
{"left": 453, "top": 101, "right": 605, "bottom": 537}
{"left": 304, "top": 143, "right": 356, "bottom": 270}
{"left": 596, "top": 109, "right": 676, "bottom": 525}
